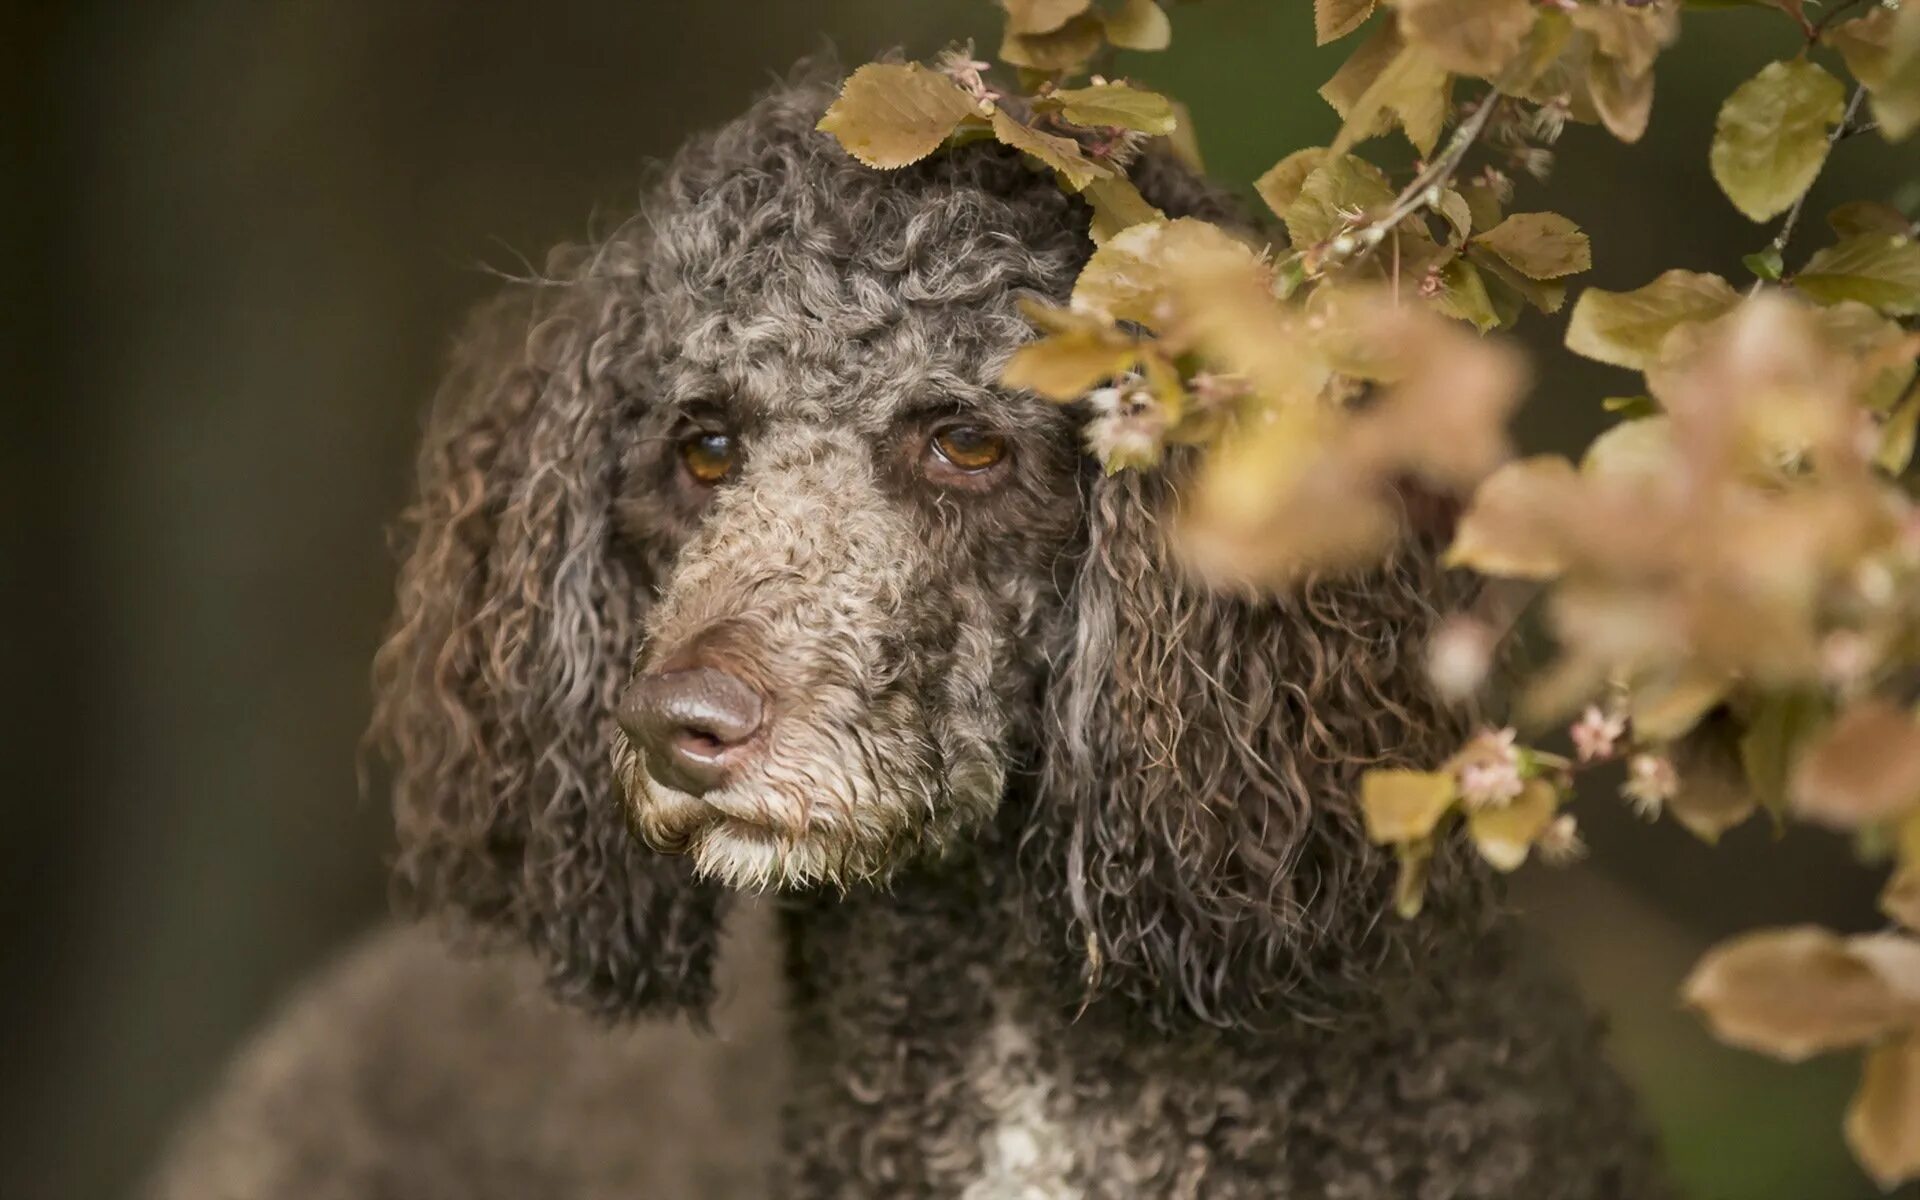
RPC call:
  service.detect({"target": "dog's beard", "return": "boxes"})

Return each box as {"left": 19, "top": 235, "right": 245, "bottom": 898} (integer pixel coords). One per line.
{"left": 612, "top": 715, "right": 1004, "bottom": 891}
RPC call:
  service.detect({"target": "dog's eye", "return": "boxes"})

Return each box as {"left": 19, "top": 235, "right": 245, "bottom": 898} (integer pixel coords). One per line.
{"left": 929, "top": 425, "right": 1008, "bottom": 473}
{"left": 679, "top": 432, "right": 737, "bottom": 486}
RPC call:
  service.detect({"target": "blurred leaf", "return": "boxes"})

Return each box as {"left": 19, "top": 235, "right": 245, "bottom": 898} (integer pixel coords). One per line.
{"left": 1792, "top": 699, "right": 1920, "bottom": 829}
{"left": 1473, "top": 212, "right": 1592, "bottom": 280}
{"left": 1394, "top": 840, "right": 1434, "bottom": 918}
{"left": 1432, "top": 257, "right": 1500, "bottom": 332}
{"left": 1582, "top": 414, "right": 1677, "bottom": 480}
{"left": 1795, "top": 234, "right": 1920, "bottom": 316}
{"left": 1709, "top": 60, "right": 1847, "bottom": 222}
{"left": 1885, "top": 867, "right": 1920, "bottom": 932}
{"left": 1315, "top": 0, "right": 1375, "bottom": 46}
{"left": 1879, "top": 385, "right": 1920, "bottom": 475}
{"left": 1000, "top": 0, "right": 1089, "bottom": 35}
{"left": 1103, "top": 0, "right": 1172, "bottom": 50}
{"left": 1684, "top": 926, "right": 1916, "bottom": 1062}
{"left": 1742, "top": 690, "right": 1828, "bottom": 816}
{"left": 1447, "top": 456, "right": 1575, "bottom": 578}
{"left": 1001, "top": 13, "right": 1105, "bottom": 71}
{"left": 1361, "top": 768, "right": 1458, "bottom": 842}
{"left": 1565, "top": 270, "right": 1742, "bottom": 370}
{"left": 990, "top": 109, "right": 1111, "bottom": 189}
{"left": 1848, "top": 1031, "right": 1920, "bottom": 1189}
{"left": 816, "top": 64, "right": 979, "bottom": 169}
{"left": 1827, "top": 6, "right": 1920, "bottom": 142}
{"left": 1830, "top": 201, "right": 1915, "bottom": 240}
{"left": 1284, "top": 155, "right": 1395, "bottom": 249}
{"left": 1083, "top": 176, "right": 1163, "bottom": 244}
{"left": 1468, "top": 778, "right": 1558, "bottom": 871}
{"left": 1255, "top": 147, "right": 1330, "bottom": 222}
{"left": 1045, "top": 82, "right": 1177, "bottom": 134}
{"left": 1396, "top": 0, "right": 1536, "bottom": 78}
{"left": 1671, "top": 711, "right": 1760, "bottom": 840}
{"left": 1073, "top": 217, "right": 1258, "bottom": 326}
{"left": 1602, "top": 394, "right": 1660, "bottom": 418}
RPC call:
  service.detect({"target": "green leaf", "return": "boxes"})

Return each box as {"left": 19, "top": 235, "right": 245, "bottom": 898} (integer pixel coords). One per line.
{"left": 1360, "top": 769, "right": 1458, "bottom": 843}
{"left": 1432, "top": 258, "right": 1501, "bottom": 332}
{"left": 1795, "top": 234, "right": 1920, "bottom": 316}
{"left": 1315, "top": 0, "right": 1375, "bottom": 45}
{"left": 990, "top": 109, "right": 1112, "bottom": 190}
{"left": 1473, "top": 212, "right": 1592, "bottom": 280}
{"left": 1564, "top": 270, "right": 1742, "bottom": 369}
{"left": 1103, "top": 0, "right": 1172, "bottom": 50}
{"left": 1434, "top": 188, "right": 1474, "bottom": 247}
{"left": 1045, "top": 82, "right": 1177, "bottom": 135}
{"left": 1602, "top": 394, "right": 1660, "bottom": 419}
{"left": 1709, "top": 59, "right": 1847, "bottom": 222}
{"left": 816, "top": 64, "right": 981, "bottom": 169}
{"left": 1282, "top": 154, "right": 1394, "bottom": 249}
{"left": 1744, "top": 245, "right": 1785, "bottom": 281}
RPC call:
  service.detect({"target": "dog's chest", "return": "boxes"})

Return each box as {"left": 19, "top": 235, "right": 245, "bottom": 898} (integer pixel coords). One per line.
{"left": 961, "top": 1007, "right": 1081, "bottom": 1200}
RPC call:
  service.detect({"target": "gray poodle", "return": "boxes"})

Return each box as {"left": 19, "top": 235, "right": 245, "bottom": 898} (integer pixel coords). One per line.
{"left": 151, "top": 69, "right": 1664, "bottom": 1199}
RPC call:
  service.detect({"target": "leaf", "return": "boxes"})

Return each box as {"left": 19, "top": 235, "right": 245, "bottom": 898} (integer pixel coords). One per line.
{"left": 1046, "top": 82, "right": 1177, "bottom": 134}
{"left": 1360, "top": 769, "right": 1458, "bottom": 843}
{"left": 1434, "top": 189, "right": 1474, "bottom": 247}
{"left": 1830, "top": 201, "right": 1915, "bottom": 240}
{"left": 1587, "top": 50, "right": 1657, "bottom": 143}
{"left": 1083, "top": 177, "right": 1163, "bottom": 245}
{"left": 1326, "top": 32, "right": 1454, "bottom": 157}
{"left": 1849, "top": 1032, "right": 1920, "bottom": 1189}
{"left": 816, "top": 64, "right": 981, "bottom": 170}
{"left": 1001, "top": 328, "right": 1137, "bottom": 400}
{"left": 1709, "top": 59, "right": 1847, "bottom": 222}
{"left": 1741, "top": 690, "right": 1828, "bottom": 816}
{"left": 1743, "top": 245, "right": 1785, "bottom": 282}
{"left": 1394, "top": 841, "right": 1434, "bottom": 918}
{"left": 1283, "top": 155, "right": 1395, "bottom": 249}
{"left": 1795, "top": 234, "right": 1920, "bottom": 316}
{"left": 1461, "top": 178, "right": 1505, "bottom": 233}
{"left": 1581, "top": 414, "right": 1678, "bottom": 480}
{"left": 1885, "top": 867, "right": 1920, "bottom": 933}
{"left": 1827, "top": 6, "right": 1920, "bottom": 142}
{"left": 1881, "top": 385, "right": 1920, "bottom": 475}
{"left": 1255, "top": 147, "right": 1330, "bottom": 222}
{"left": 1104, "top": 0, "right": 1172, "bottom": 50}
{"left": 1446, "top": 456, "right": 1576, "bottom": 579}
{"left": 1792, "top": 699, "right": 1920, "bottom": 829}
{"left": 1319, "top": 21, "right": 1406, "bottom": 144}
{"left": 1072, "top": 217, "right": 1260, "bottom": 327}
{"left": 1395, "top": 0, "right": 1537, "bottom": 79}
{"left": 1670, "top": 712, "right": 1760, "bottom": 841}
{"left": 1000, "top": 13, "right": 1105, "bottom": 71}
{"left": 990, "top": 109, "right": 1112, "bottom": 190}
{"left": 1432, "top": 258, "right": 1500, "bottom": 332}
{"left": 1473, "top": 212, "right": 1592, "bottom": 280}
{"left": 1683, "top": 926, "right": 1917, "bottom": 1062}
{"left": 1564, "top": 270, "right": 1742, "bottom": 370}
{"left": 1468, "top": 779, "right": 1559, "bottom": 871}
{"left": 1315, "top": 0, "right": 1375, "bottom": 45}
{"left": 1000, "top": 0, "right": 1090, "bottom": 35}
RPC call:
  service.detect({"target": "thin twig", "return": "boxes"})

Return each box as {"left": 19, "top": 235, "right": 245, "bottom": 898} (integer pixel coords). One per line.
{"left": 1359, "top": 89, "right": 1504, "bottom": 251}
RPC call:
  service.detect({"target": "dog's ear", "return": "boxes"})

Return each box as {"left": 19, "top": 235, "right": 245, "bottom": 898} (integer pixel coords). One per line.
{"left": 1027, "top": 463, "right": 1488, "bottom": 1027}
{"left": 371, "top": 289, "right": 723, "bottom": 1020}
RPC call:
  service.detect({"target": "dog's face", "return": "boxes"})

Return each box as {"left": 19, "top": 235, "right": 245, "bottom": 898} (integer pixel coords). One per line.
{"left": 608, "top": 146, "right": 1088, "bottom": 890}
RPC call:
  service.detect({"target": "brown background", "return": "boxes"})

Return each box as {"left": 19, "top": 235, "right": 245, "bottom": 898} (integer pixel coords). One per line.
{"left": 7, "top": 2, "right": 1914, "bottom": 1196}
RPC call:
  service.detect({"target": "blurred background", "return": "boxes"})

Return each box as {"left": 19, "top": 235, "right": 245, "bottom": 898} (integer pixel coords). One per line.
{"left": 7, "top": 2, "right": 1915, "bottom": 1197}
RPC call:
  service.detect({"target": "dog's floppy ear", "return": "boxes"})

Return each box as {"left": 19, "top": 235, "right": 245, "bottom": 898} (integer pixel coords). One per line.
{"left": 1029, "top": 458, "right": 1487, "bottom": 1028}
{"left": 371, "top": 288, "right": 723, "bottom": 1019}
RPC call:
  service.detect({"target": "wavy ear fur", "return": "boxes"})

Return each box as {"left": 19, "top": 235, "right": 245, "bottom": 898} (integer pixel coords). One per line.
{"left": 1030, "top": 455, "right": 1488, "bottom": 1028}
{"left": 371, "top": 288, "right": 722, "bottom": 1019}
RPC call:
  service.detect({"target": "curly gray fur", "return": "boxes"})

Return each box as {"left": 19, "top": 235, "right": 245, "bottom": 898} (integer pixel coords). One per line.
{"left": 155, "top": 64, "right": 1665, "bottom": 1198}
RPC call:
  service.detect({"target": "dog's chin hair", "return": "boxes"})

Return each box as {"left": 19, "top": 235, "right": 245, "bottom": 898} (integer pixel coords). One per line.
{"left": 688, "top": 826, "right": 871, "bottom": 892}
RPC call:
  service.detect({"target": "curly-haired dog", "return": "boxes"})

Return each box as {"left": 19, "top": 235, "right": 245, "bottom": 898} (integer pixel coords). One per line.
{"left": 151, "top": 70, "right": 1664, "bottom": 1199}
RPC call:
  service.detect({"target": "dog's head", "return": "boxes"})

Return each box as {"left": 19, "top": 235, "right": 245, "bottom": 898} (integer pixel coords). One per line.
{"left": 374, "top": 72, "right": 1479, "bottom": 1026}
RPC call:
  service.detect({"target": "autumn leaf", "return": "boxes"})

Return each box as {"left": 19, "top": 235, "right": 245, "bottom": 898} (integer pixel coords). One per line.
{"left": 1434, "top": 189, "right": 1474, "bottom": 247}
{"left": 1072, "top": 217, "right": 1258, "bottom": 327}
{"left": 1283, "top": 155, "right": 1394, "bottom": 249}
{"left": 1000, "top": 0, "right": 1089, "bottom": 35}
{"left": 1315, "top": 0, "right": 1375, "bottom": 46}
{"left": 1792, "top": 700, "right": 1920, "bottom": 830}
{"left": 1848, "top": 1031, "right": 1920, "bottom": 1189}
{"left": 1103, "top": 0, "right": 1172, "bottom": 51}
{"left": 1709, "top": 60, "right": 1847, "bottom": 223}
{"left": 1431, "top": 258, "right": 1500, "bottom": 332}
{"left": 1468, "top": 779, "right": 1558, "bottom": 871}
{"left": 1360, "top": 768, "right": 1458, "bottom": 843}
{"left": 1255, "top": 147, "right": 1330, "bottom": 222}
{"left": 1083, "top": 176, "right": 1163, "bottom": 244}
{"left": 1564, "top": 270, "right": 1742, "bottom": 370}
{"left": 1473, "top": 213, "right": 1592, "bottom": 281}
{"left": 1795, "top": 234, "right": 1920, "bottom": 317}
{"left": 1323, "top": 27, "right": 1453, "bottom": 157}
{"left": 1001, "top": 13, "right": 1106, "bottom": 72}
{"left": 1683, "top": 926, "right": 1917, "bottom": 1062}
{"left": 1826, "top": 6, "right": 1920, "bottom": 143}
{"left": 1446, "top": 456, "right": 1577, "bottom": 579}
{"left": 1045, "top": 82, "right": 1177, "bottom": 135}
{"left": 1003, "top": 302, "right": 1138, "bottom": 400}
{"left": 990, "top": 109, "right": 1112, "bottom": 190}
{"left": 816, "top": 63, "right": 980, "bottom": 170}
{"left": 1395, "top": 0, "right": 1536, "bottom": 79}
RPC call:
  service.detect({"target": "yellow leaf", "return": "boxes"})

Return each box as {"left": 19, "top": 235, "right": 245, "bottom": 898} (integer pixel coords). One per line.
{"left": 1848, "top": 1031, "right": 1920, "bottom": 1189}
{"left": 1827, "top": 6, "right": 1920, "bottom": 143}
{"left": 1434, "top": 188, "right": 1474, "bottom": 247}
{"left": 1580, "top": 414, "right": 1677, "bottom": 481}
{"left": 1000, "top": 0, "right": 1089, "bottom": 35}
{"left": 1255, "top": 147, "right": 1330, "bottom": 222}
{"left": 1001, "top": 306, "right": 1139, "bottom": 401}
{"left": 1431, "top": 258, "right": 1500, "bottom": 332}
{"left": 1283, "top": 155, "right": 1394, "bottom": 249}
{"left": 1468, "top": 778, "right": 1559, "bottom": 871}
{"left": 1394, "top": 841, "right": 1434, "bottom": 918}
{"left": 990, "top": 109, "right": 1112, "bottom": 191}
{"left": 1683, "top": 926, "right": 1916, "bottom": 1062}
{"left": 1473, "top": 212, "right": 1591, "bottom": 280}
{"left": 1792, "top": 699, "right": 1920, "bottom": 829}
{"left": 1881, "top": 385, "right": 1920, "bottom": 475}
{"left": 1796, "top": 234, "right": 1920, "bottom": 317}
{"left": 1315, "top": 0, "right": 1375, "bottom": 46}
{"left": 1629, "top": 670, "right": 1726, "bottom": 743}
{"left": 1360, "top": 768, "right": 1459, "bottom": 843}
{"left": 1083, "top": 177, "right": 1164, "bottom": 245}
{"left": 1710, "top": 60, "right": 1847, "bottom": 223}
{"left": 1395, "top": 0, "right": 1536, "bottom": 79}
{"left": 1046, "top": 82, "right": 1177, "bottom": 135}
{"left": 1326, "top": 33, "right": 1453, "bottom": 157}
{"left": 1000, "top": 13, "right": 1105, "bottom": 72}
{"left": 1585, "top": 41, "right": 1656, "bottom": 143}
{"left": 1884, "top": 867, "right": 1920, "bottom": 933}
{"left": 1072, "top": 217, "right": 1259, "bottom": 327}
{"left": 816, "top": 63, "right": 981, "bottom": 170}
{"left": 1446, "top": 456, "right": 1576, "bottom": 579}
{"left": 1104, "top": 0, "right": 1172, "bottom": 51}
{"left": 1564, "top": 270, "right": 1741, "bottom": 370}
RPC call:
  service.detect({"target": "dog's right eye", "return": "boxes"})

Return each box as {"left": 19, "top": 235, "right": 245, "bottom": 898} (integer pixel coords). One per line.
{"left": 679, "top": 432, "right": 737, "bottom": 486}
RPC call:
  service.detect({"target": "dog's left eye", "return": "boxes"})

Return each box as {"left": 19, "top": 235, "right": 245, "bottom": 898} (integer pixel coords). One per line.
{"left": 929, "top": 425, "right": 1008, "bottom": 473}
{"left": 679, "top": 432, "right": 738, "bottom": 486}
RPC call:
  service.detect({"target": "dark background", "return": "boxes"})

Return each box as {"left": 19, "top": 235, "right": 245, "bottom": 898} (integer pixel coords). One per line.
{"left": 7, "top": 3, "right": 1915, "bottom": 1197}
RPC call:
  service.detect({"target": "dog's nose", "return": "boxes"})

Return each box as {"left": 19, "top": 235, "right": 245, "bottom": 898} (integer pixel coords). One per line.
{"left": 617, "top": 666, "right": 765, "bottom": 796}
